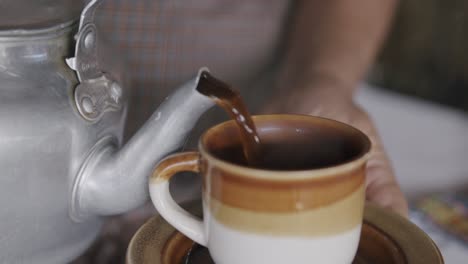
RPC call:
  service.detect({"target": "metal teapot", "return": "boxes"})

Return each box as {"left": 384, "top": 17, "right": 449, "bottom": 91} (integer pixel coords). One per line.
{"left": 0, "top": 1, "right": 214, "bottom": 263}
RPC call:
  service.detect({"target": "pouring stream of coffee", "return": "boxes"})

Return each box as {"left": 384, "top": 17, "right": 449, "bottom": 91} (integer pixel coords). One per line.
{"left": 197, "top": 71, "right": 262, "bottom": 166}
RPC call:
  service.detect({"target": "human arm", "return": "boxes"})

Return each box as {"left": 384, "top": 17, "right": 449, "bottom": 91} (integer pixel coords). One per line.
{"left": 265, "top": 0, "right": 408, "bottom": 217}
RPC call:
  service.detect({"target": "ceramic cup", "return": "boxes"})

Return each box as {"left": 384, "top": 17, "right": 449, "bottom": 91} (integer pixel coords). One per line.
{"left": 149, "top": 114, "right": 371, "bottom": 264}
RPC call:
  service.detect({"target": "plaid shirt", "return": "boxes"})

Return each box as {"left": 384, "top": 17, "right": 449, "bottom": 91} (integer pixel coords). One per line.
{"left": 95, "top": 0, "right": 292, "bottom": 139}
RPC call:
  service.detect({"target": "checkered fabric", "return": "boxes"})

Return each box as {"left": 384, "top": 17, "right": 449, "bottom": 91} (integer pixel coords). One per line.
{"left": 94, "top": 0, "right": 292, "bottom": 138}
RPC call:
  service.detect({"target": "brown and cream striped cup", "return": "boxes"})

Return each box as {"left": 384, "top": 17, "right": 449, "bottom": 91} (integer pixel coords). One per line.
{"left": 150, "top": 114, "right": 371, "bottom": 264}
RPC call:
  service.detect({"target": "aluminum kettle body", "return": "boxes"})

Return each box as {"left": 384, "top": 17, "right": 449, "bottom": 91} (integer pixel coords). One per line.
{"left": 0, "top": 12, "right": 214, "bottom": 264}
{"left": 0, "top": 24, "right": 118, "bottom": 263}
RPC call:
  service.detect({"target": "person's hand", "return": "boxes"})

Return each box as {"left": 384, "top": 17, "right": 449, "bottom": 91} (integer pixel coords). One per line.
{"left": 262, "top": 83, "right": 409, "bottom": 217}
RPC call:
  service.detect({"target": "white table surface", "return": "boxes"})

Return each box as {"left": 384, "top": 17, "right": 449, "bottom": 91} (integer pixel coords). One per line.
{"left": 356, "top": 84, "right": 468, "bottom": 263}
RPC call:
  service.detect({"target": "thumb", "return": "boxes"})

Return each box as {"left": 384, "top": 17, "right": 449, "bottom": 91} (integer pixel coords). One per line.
{"left": 365, "top": 162, "right": 409, "bottom": 218}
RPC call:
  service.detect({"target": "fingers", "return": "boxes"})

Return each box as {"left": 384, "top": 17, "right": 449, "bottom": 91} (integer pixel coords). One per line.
{"left": 365, "top": 158, "right": 409, "bottom": 218}
{"left": 263, "top": 90, "right": 409, "bottom": 217}
{"left": 366, "top": 181, "right": 409, "bottom": 218}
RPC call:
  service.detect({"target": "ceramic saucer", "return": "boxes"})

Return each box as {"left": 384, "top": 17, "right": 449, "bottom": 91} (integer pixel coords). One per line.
{"left": 126, "top": 201, "right": 443, "bottom": 264}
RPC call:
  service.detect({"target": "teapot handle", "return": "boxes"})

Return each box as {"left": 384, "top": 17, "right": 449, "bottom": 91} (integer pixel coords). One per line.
{"left": 67, "top": 0, "right": 104, "bottom": 82}
{"left": 66, "top": 0, "right": 125, "bottom": 122}
{"left": 79, "top": 0, "right": 101, "bottom": 30}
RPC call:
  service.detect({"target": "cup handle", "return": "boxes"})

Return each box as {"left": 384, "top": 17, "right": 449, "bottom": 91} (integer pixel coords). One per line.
{"left": 149, "top": 151, "right": 207, "bottom": 246}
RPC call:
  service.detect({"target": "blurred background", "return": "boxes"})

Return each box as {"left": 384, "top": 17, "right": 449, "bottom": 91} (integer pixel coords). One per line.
{"left": 361, "top": 1, "right": 468, "bottom": 262}
{"left": 73, "top": 0, "right": 468, "bottom": 263}
{"left": 372, "top": 0, "right": 468, "bottom": 111}
{"left": 365, "top": 0, "right": 468, "bottom": 202}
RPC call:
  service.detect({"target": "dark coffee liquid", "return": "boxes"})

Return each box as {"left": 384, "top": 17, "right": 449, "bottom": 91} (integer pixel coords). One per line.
{"left": 210, "top": 123, "right": 362, "bottom": 170}
{"left": 197, "top": 71, "right": 262, "bottom": 166}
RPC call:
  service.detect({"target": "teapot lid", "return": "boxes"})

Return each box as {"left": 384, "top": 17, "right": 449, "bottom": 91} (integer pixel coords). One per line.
{"left": 0, "top": 0, "right": 84, "bottom": 32}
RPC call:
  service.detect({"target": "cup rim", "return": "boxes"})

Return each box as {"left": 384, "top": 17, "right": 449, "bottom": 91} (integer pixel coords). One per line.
{"left": 198, "top": 114, "right": 372, "bottom": 180}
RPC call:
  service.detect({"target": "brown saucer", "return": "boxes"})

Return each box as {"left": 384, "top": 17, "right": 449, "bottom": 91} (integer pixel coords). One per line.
{"left": 126, "top": 201, "right": 443, "bottom": 264}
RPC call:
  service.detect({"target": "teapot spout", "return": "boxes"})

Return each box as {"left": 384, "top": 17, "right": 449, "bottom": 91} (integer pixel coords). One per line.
{"left": 71, "top": 68, "right": 214, "bottom": 221}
